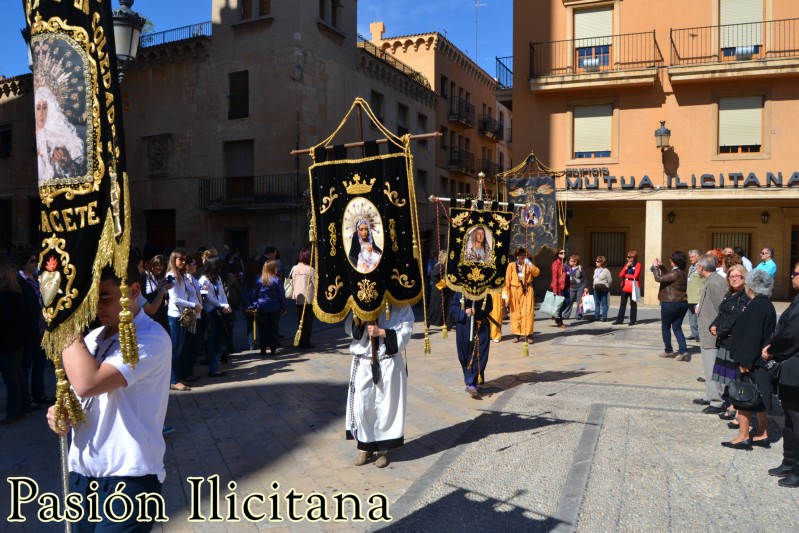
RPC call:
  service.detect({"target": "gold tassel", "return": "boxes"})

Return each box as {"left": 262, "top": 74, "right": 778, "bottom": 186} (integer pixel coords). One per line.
{"left": 522, "top": 340, "right": 529, "bottom": 357}
{"left": 53, "top": 354, "right": 86, "bottom": 429}
{"left": 117, "top": 281, "right": 139, "bottom": 369}
{"left": 478, "top": 374, "right": 483, "bottom": 385}
{"left": 293, "top": 328, "right": 301, "bottom": 347}
{"left": 385, "top": 302, "right": 391, "bottom": 321}
{"left": 424, "top": 332, "right": 431, "bottom": 355}
{"left": 442, "top": 324, "right": 448, "bottom": 339}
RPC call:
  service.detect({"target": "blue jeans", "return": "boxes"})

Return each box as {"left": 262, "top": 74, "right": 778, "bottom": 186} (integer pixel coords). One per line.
{"left": 593, "top": 291, "right": 609, "bottom": 320}
{"left": 167, "top": 316, "right": 185, "bottom": 385}
{"left": 661, "top": 301, "right": 689, "bottom": 353}
{"left": 69, "top": 472, "right": 162, "bottom": 532}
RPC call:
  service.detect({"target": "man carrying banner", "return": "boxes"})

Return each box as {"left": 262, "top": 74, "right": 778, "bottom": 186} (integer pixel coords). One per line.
{"left": 46, "top": 262, "right": 171, "bottom": 530}
{"left": 451, "top": 292, "right": 494, "bottom": 397}
{"left": 345, "top": 304, "right": 413, "bottom": 468}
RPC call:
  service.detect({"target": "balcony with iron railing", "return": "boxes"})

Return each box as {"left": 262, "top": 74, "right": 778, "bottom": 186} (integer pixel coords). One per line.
{"left": 199, "top": 174, "right": 305, "bottom": 211}
{"left": 447, "top": 96, "right": 475, "bottom": 128}
{"left": 528, "top": 31, "right": 660, "bottom": 91}
{"left": 448, "top": 148, "right": 475, "bottom": 175}
{"left": 477, "top": 115, "right": 504, "bottom": 142}
{"left": 140, "top": 21, "right": 212, "bottom": 48}
{"left": 356, "top": 34, "right": 432, "bottom": 90}
{"left": 478, "top": 159, "right": 503, "bottom": 178}
{"left": 669, "top": 18, "right": 799, "bottom": 83}
{"left": 495, "top": 55, "right": 513, "bottom": 110}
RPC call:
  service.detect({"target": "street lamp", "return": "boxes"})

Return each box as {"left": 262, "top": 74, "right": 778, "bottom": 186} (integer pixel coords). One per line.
{"left": 112, "top": 0, "right": 147, "bottom": 81}
{"left": 655, "top": 121, "right": 671, "bottom": 151}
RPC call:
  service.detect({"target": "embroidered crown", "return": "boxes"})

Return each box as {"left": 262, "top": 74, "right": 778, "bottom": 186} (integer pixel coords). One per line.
{"left": 344, "top": 174, "right": 376, "bottom": 195}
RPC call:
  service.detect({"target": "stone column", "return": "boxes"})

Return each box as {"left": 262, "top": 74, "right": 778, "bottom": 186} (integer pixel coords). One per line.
{"left": 644, "top": 200, "right": 663, "bottom": 306}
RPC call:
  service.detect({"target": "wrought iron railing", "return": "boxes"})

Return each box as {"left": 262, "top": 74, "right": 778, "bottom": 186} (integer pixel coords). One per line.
{"left": 496, "top": 55, "right": 513, "bottom": 89}
{"left": 199, "top": 174, "right": 305, "bottom": 210}
{"left": 478, "top": 114, "right": 504, "bottom": 141}
{"left": 529, "top": 31, "right": 659, "bottom": 78}
{"left": 356, "top": 34, "right": 432, "bottom": 89}
{"left": 448, "top": 96, "right": 475, "bottom": 127}
{"left": 140, "top": 22, "right": 211, "bottom": 48}
{"left": 478, "top": 159, "right": 503, "bottom": 178}
{"left": 448, "top": 148, "right": 475, "bottom": 175}
{"left": 670, "top": 18, "right": 799, "bottom": 66}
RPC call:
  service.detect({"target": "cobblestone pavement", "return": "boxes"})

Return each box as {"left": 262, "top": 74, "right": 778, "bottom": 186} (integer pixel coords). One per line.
{"left": 1, "top": 300, "right": 796, "bottom": 532}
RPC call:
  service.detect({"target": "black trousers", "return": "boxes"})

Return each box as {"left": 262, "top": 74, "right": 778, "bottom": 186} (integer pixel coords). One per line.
{"left": 782, "top": 400, "right": 799, "bottom": 474}
{"left": 615, "top": 292, "right": 637, "bottom": 324}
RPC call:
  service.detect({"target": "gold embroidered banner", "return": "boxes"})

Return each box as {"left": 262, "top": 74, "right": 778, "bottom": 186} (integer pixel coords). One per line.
{"left": 445, "top": 205, "right": 513, "bottom": 300}
{"left": 308, "top": 99, "right": 425, "bottom": 323}
{"left": 25, "top": 0, "right": 136, "bottom": 422}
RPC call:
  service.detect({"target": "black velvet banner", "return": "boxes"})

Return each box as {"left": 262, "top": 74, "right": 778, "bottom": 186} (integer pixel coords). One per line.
{"left": 507, "top": 176, "right": 558, "bottom": 257}
{"left": 445, "top": 206, "right": 513, "bottom": 300}
{"left": 26, "top": 0, "right": 131, "bottom": 353}
{"left": 309, "top": 143, "right": 423, "bottom": 322}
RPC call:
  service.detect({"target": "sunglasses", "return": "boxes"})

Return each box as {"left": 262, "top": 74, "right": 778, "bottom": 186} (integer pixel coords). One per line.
{"left": 728, "top": 274, "right": 744, "bottom": 280}
{"left": 558, "top": 252, "right": 565, "bottom": 255}
{"left": 791, "top": 271, "right": 799, "bottom": 279}
{"left": 761, "top": 251, "right": 771, "bottom": 255}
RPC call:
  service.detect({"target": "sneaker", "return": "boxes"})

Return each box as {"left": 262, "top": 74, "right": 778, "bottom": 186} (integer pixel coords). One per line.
{"left": 162, "top": 425, "right": 175, "bottom": 435}
{"left": 659, "top": 352, "right": 677, "bottom": 358}
{"left": 374, "top": 452, "right": 390, "bottom": 468}
{"left": 675, "top": 352, "right": 691, "bottom": 362}
{"left": 354, "top": 450, "right": 374, "bottom": 466}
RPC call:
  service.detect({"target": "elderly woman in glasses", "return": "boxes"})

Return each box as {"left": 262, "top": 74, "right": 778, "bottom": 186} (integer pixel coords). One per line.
{"left": 724, "top": 269, "right": 776, "bottom": 450}
{"left": 614, "top": 250, "right": 642, "bottom": 326}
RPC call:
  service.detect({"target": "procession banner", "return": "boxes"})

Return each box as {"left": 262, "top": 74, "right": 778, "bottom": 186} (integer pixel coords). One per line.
{"left": 309, "top": 99, "right": 424, "bottom": 323}
{"left": 507, "top": 175, "right": 557, "bottom": 257}
{"left": 445, "top": 205, "right": 513, "bottom": 300}
{"left": 26, "top": 0, "right": 136, "bottom": 423}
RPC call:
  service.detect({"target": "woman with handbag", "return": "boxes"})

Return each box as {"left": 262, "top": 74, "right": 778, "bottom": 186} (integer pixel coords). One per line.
{"left": 760, "top": 263, "right": 799, "bottom": 486}
{"left": 166, "top": 249, "right": 201, "bottom": 391}
{"left": 253, "top": 260, "right": 288, "bottom": 356}
{"left": 562, "top": 254, "right": 585, "bottom": 320}
{"left": 724, "top": 269, "right": 776, "bottom": 450}
{"left": 709, "top": 264, "right": 750, "bottom": 424}
{"left": 592, "top": 256, "right": 612, "bottom": 322}
{"left": 290, "top": 248, "right": 315, "bottom": 349}
{"left": 614, "top": 250, "right": 641, "bottom": 325}
{"left": 549, "top": 248, "right": 569, "bottom": 328}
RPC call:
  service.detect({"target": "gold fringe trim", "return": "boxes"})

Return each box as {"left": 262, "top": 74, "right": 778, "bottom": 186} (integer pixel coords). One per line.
{"left": 442, "top": 324, "right": 448, "bottom": 339}
{"left": 42, "top": 172, "right": 137, "bottom": 427}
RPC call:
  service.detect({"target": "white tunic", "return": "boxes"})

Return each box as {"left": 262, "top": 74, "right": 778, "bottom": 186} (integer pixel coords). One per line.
{"left": 344, "top": 304, "right": 413, "bottom": 451}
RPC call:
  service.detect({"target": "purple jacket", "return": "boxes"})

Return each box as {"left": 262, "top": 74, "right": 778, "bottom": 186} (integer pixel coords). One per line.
{"left": 253, "top": 278, "right": 287, "bottom": 314}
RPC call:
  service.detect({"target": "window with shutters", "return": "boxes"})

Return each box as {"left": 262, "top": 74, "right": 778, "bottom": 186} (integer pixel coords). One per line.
{"left": 228, "top": 71, "right": 249, "bottom": 120}
{"left": 224, "top": 140, "right": 255, "bottom": 201}
{"left": 591, "top": 232, "right": 626, "bottom": 269}
{"left": 572, "top": 104, "right": 613, "bottom": 159}
{"left": 720, "top": 0, "right": 763, "bottom": 61}
{"left": 397, "top": 104, "right": 409, "bottom": 136}
{"left": 718, "top": 96, "right": 763, "bottom": 154}
{"left": 574, "top": 7, "right": 612, "bottom": 72}
{"left": 0, "top": 124, "right": 11, "bottom": 158}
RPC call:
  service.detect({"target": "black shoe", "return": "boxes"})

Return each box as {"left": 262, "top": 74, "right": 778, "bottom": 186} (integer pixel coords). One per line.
{"left": 721, "top": 439, "right": 752, "bottom": 450}
{"left": 751, "top": 438, "right": 771, "bottom": 448}
{"left": 612, "top": 320, "right": 623, "bottom": 325}
{"left": 259, "top": 350, "right": 267, "bottom": 357}
{"left": 627, "top": 322, "right": 636, "bottom": 326}
{"left": 702, "top": 405, "right": 726, "bottom": 414}
{"left": 778, "top": 474, "right": 799, "bottom": 487}
{"left": 697, "top": 376, "right": 706, "bottom": 382}
{"left": 692, "top": 398, "right": 710, "bottom": 405}
{"left": 686, "top": 336, "right": 699, "bottom": 341}
{"left": 769, "top": 463, "right": 794, "bottom": 477}
{"left": 207, "top": 371, "right": 227, "bottom": 378}
{"left": 728, "top": 421, "right": 741, "bottom": 430}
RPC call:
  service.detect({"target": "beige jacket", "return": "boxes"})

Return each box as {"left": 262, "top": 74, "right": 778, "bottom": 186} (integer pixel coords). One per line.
{"left": 290, "top": 263, "right": 315, "bottom": 305}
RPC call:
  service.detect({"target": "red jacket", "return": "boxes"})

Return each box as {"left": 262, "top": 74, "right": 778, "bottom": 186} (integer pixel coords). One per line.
{"left": 619, "top": 262, "right": 642, "bottom": 293}
{"left": 550, "top": 258, "right": 567, "bottom": 293}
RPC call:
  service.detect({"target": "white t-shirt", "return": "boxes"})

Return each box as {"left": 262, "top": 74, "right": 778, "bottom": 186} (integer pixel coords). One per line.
{"left": 69, "top": 309, "right": 172, "bottom": 482}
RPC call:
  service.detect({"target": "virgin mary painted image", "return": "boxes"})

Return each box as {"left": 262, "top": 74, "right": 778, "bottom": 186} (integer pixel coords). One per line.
{"left": 32, "top": 34, "right": 90, "bottom": 188}
{"left": 464, "top": 225, "right": 493, "bottom": 263}
{"left": 343, "top": 198, "right": 384, "bottom": 274}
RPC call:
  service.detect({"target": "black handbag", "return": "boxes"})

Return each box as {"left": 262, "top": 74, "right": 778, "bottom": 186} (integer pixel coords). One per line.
{"left": 728, "top": 374, "right": 763, "bottom": 410}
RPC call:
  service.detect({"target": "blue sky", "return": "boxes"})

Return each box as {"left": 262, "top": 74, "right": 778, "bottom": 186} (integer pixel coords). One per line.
{"left": 1, "top": 1, "right": 511, "bottom": 79}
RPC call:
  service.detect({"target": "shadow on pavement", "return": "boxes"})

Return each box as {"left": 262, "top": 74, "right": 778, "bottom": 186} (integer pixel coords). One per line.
{"left": 375, "top": 485, "right": 564, "bottom": 532}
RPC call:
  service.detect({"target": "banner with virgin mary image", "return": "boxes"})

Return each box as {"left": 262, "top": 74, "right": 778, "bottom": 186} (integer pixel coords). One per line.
{"left": 25, "top": 0, "right": 135, "bottom": 364}
{"left": 507, "top": 175, "right": 558, "bottom": 256}
{"left": 445, "top": 205, "right": 513, "bottom": 300}
{"left": 309, "top": 139, "right": 424, "bottom": 322}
